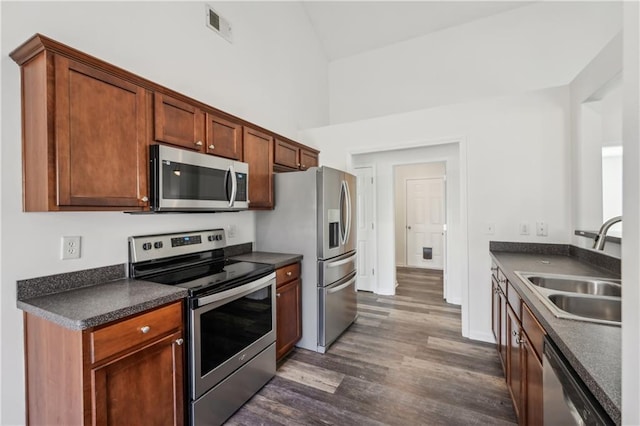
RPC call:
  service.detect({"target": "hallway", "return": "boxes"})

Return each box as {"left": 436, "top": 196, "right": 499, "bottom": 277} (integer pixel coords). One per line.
{"left": 227, "top": 267, "right": 517, "bottom": 425}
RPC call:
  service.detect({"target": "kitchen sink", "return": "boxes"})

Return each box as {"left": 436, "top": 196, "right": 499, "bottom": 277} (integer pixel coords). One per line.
{"left": 525, "top": 275, "right": 621, "bottom": 296}
{"left": 514, "top": 272, "right": 621, "bottom": 326}
{"left": 548, "top": 294, "right": 621, "bottom": 323}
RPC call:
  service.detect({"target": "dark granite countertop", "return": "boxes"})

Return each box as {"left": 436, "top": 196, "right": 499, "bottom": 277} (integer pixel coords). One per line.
{"left": 18, "top": 278, "right": 187, "bottom": 330}
{"left": 490, "top": 248, "right": 621, "bottom": 424}
{"left": 17, "top": 264, "right": 187, "bottom": 331}
{"left": 230, "top": 251, "right": 303, "bottom": 269}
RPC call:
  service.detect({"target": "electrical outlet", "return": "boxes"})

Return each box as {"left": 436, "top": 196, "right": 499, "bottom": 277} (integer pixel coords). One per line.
{"left": 61, "top": 236, "right": 81, "bottom": 260}
{"left": 519, "top": 223, "right": 530, "bottom": 235}
{"left": 536, "top": 222, "right": 548, "bottom": 237}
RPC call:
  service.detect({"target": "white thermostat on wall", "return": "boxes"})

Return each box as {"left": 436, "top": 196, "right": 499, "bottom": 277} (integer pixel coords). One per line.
{"left": 205, "top": 4, "right": 233, "bottom": 43}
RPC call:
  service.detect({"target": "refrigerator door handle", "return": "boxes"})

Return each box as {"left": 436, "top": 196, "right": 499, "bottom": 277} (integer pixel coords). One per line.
{"left": 327, "top": 275, "right": 357, "bottom": 294}
{"left": 340, "top": 180, "right": 351, "bottom": 246}
{"left": 326, "top": 253, "right": 357, "bottom": 268}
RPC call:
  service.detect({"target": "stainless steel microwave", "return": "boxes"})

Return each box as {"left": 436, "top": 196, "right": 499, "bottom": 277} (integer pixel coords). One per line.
{"left": 150, "top": 144, "right": 249, "bottom": 212}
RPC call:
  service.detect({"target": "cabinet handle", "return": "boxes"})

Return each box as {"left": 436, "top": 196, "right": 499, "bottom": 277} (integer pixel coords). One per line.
{"left": 276, "top": 293, "right": 281, "bottom": 298}
{"left": 175, "top": 338, "right": 184, "bottom": 346}
{"left": 491, "top": 267, "right": 498, "bottom": 272}
{"left": 195, "top": 140, "right": 203, "bottom": 146}
{"left": 516, "top": 335, "right": 526, "bottom": 345}
{"left": 286, "top": 271, "right": 292, "bottom": 277}
{"left": 512, "top": 330, "right": 518, "bottom": 337}
{"left": 209, "top": 144, "right": 215, "bottom": 150}
{"left": 499, "top": 278, "right": 507, "bottom": 284}
{"left": 140, "top": 196, "right": 149, "bottom": 202}
{"left": 140, "top": 326, "right": 151, "bottom": 334}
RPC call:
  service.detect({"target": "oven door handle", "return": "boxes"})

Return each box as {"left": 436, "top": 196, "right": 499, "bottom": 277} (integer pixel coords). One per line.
{"left": 195, "top": 272, "right": 275, "bottom": 308}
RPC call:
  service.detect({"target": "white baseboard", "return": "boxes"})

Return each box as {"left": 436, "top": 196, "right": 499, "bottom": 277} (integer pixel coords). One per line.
{"left": 445, "top": 296, "right": 461, "bottom": 305}
{"left": 467, "top": 330, "right": 496, "bottom": 344}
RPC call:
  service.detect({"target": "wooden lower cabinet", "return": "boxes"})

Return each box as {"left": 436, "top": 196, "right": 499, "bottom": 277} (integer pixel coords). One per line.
{"left": 24, "top": 301, "right": 184, "bottom": 426}
{"left": 492, "top": 264, "right": 546, "bottom": 425}
{"left": 523, "top": 335, "right": 544, "bottom": 426}
{"left": 506, "top": 304, "right": 523, "bottom": 420}
{"left": 275, "top": 262, "right": 302, "bottom": 361}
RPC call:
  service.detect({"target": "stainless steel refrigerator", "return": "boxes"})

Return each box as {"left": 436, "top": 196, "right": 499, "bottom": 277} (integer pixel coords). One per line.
{"left": 256, "top": 166, "right": 357, "bottom": 353}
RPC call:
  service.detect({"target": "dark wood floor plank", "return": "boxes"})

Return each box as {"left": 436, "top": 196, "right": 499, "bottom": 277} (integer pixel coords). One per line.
{"left": 226, "top": 267, "right": 517, "bottom": 425}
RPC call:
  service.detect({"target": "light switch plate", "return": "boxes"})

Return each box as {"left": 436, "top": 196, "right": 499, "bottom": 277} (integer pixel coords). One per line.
{"left": 519, "top": 223, "right": 530, "bottom": 235}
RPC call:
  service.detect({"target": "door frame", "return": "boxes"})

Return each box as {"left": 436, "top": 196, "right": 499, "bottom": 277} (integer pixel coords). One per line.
{"left": 354, "top": 164, "right": 378, "bottom": 293}
{"left": 347, "top": 137, "right": 470, "bottom": 338}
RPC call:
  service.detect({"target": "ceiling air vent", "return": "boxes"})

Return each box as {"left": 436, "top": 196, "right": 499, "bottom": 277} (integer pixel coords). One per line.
{"left": 205, "top": 4, "right": 233, "bottom": 43}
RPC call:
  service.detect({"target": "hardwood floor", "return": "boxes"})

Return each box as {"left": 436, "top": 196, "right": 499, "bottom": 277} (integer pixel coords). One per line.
{"left": 226, "top": 267, "right": 517, "bottom": 425}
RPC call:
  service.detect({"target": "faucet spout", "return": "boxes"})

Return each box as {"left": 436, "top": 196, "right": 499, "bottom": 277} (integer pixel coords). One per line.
{"left": 593, "top": 216, "right": 622, "bottom": 250}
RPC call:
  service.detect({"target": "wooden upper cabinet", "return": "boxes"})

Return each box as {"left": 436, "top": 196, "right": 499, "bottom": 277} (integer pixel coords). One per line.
{"left": 274, "top": 138, "right": 319, "bottom": 172}
{"left": 205, "top": 113, "right": 243, "bottom": 160}
{"left": 55, "top": 56, "right": 148, "bottom": 208}
{"left": 243, "top": 127, "right": 274, "bottom": 209}
{"left": 154, "top": 93, "right": 204, "bottom": 151}
{"left": 300, "top": 148, "right": 318, "bottom": 170}
{"left": 274, "top": 138, "right": 300, "bottom": 169}
{"left": 11, "top": 35, "right": 149, "bottom": 211}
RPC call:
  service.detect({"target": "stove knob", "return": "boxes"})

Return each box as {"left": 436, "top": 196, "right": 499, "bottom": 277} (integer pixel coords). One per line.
{"left": 142, "top": 242, "right": 152, "bottom": 250}
{"left": 216, "top": 235, "right": 223, "bottom": 241}
{"left": 154, "top": 241, "right": 163, "bottom": 249}
{"left": 208, "top": 235, "right": 214, "bottom": 242}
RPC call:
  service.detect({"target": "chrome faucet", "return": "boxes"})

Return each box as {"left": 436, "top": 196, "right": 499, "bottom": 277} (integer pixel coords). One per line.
{"left": 593, "top": 216, "right": 622, "bottom": 250}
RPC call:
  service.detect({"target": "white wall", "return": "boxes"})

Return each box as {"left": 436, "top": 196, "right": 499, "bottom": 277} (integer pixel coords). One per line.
{"left": 328, "top": 2, "right": 621, "bottom": 124}
{"left": 394, "top": 162, "right": 446, "bottom": 267}
{"left": 301, "top": 86, "right": 571, "bottom": 342}
{"left": 0, "top": 2, "right": 328, "bottom": 424}
{"left": 622, "top": 3, "right": 640, "bottom": 424}
{"left": 570, "top": 34, "right": 623, "bottom": 250}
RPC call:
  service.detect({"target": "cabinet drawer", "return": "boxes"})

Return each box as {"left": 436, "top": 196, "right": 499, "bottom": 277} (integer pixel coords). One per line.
{"left": 90, "top": 301, "right": 182, "bottom": 364}
{"left": 522, "top": 302, "right": 545, "bottom": 361}
{"left": 276, "top": 263, "right": 301, "bottom": 286}
{"left": 507, "top": 281, "right": 522, "bottom": 320}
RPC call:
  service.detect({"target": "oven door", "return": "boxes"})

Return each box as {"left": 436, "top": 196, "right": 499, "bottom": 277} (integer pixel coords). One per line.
{"left": 190, "top": 272, "right": 276, "bottom": 399}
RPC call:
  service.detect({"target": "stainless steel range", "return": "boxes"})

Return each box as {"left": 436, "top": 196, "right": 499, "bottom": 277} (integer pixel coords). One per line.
{"left": 128, "top": 229, "right": 276, "bottom": 426}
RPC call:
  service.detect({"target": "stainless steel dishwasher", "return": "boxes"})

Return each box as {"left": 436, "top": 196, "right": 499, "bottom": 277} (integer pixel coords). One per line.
{"left": 543, "top": 337, "right": 613, "bottom": 425}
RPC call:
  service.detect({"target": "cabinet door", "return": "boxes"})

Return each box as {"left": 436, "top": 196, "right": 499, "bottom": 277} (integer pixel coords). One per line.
{"left": 154, "top": 93, "right": 204, "bottom": 151}
{"left": 499, "top": 289, "right": 508, "bottom": 369}
{"left": 54, "top": 56, "right": 148, "bottom": 207}
{"left": 205, "top": 113, "right": 243, "bottom": 160}
{"left": 506, "top": 304, "right": 522, "bottom": 421}
{"left": 276, "top": 278, "right": 302, "bottom": 360}
{"left": 243, "top": 127, "right": 274, "bottom": 209}
{"left": 274, "top": 139, "right": 300, "bottom": 169}
{"left": 492, "top": 278, "right": 505, "bottom": 371}
{"left": 523, "top": 336, "right": 543, "bottom": 426}
{"left": 92, "top": 331, "right": 184, "bottom": 426}
{"left": 300, "top": 148, "right": 318, "bottom": 170}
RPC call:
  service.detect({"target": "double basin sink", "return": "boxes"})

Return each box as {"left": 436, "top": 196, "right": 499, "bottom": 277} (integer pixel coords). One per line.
{"left": 514, "top": 272, "right": 621, "bottom": 326}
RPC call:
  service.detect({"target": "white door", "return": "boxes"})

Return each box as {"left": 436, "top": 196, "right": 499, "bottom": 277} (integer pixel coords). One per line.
{"left": 355, "top": 167, "right": 376, "bottom": 291}
{"left": 406, "top": 178, "right": 445, "bottom": 269}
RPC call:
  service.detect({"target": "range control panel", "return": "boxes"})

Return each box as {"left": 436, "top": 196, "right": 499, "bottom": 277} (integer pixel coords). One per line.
{"left": 129, "top": 229, "right": 226, "bottom": 263}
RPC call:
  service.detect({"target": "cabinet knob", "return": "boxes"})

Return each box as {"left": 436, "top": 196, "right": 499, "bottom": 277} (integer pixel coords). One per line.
{"left": 209, "top": 144, "right": 215, "bottom": 150}
{"left": 195, "top": 140, "right": 203, "bottom": 146}
{"left": 140, "top": 196, "right": 149, "bottom": 202}
{"left": 297, "top": 163, "right": 301, "bottom": 167}
{"left": 175, "top": 338, "right": 184, "bottom": 346}
{"left": 286, "top": 271, "right": 292, "bottom": 277}
{"left": 276, "top": 293, "right": 281, "bottom": 298}
{"left": 140, "top": 325, "right": 151, "bottom": 334}
{"left": 516, "top": 335, "right": 526, "bottom": 345}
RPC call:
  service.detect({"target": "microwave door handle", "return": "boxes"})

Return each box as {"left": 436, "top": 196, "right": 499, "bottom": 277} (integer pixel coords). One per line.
{"left": 228, "top": 165, "right": 237, "bottom": 207}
